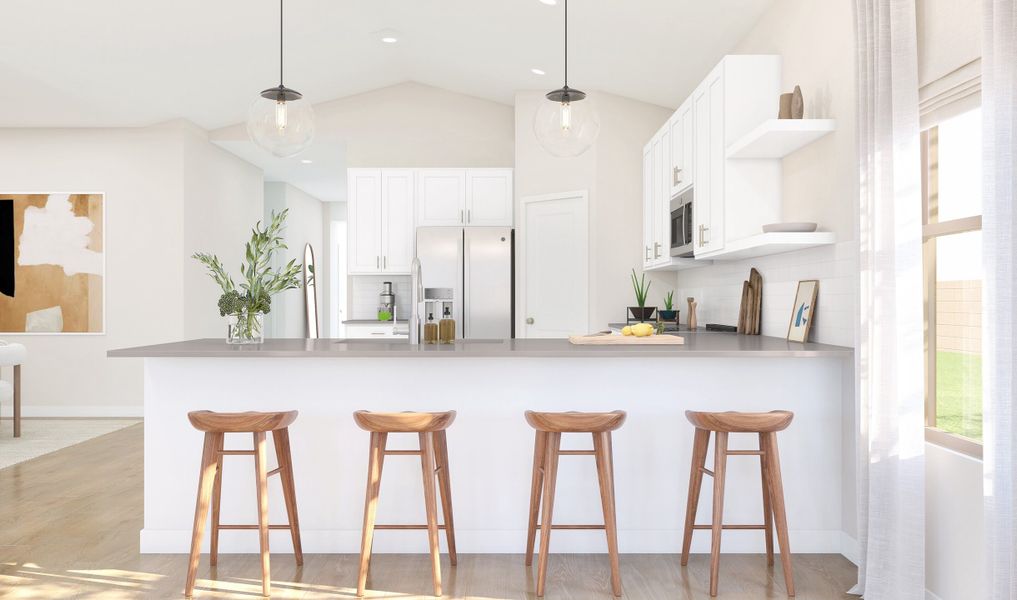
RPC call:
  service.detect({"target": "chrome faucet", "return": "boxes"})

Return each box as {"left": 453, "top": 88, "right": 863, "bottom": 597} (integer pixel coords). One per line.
{"left": 409, "top": 257, "right": 422, "bottom": 344}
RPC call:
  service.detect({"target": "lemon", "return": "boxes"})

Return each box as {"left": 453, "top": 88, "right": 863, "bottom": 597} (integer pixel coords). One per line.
{"left": 632, "top": 323, "right": 654, "bottom": 337}
{"left": 621, "top": 326, "right": 633, "bottom": 336}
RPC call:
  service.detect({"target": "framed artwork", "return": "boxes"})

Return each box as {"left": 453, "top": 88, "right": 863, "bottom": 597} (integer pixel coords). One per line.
{"left": 787, "top": 280, "right": 818, "bottom": 343}
{"left": 0, "top": 193, "right": 105, "bottom": 334}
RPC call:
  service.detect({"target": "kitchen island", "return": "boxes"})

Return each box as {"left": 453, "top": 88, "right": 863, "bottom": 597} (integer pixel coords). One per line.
{"left": 109, "top": 335, "right": 856, "bottom": 558}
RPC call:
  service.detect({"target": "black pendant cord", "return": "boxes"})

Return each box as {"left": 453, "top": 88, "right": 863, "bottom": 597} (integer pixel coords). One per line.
{"left": 279, "top": 0, "right": 284, "bottom": 87}
{"left": 563, "top": 0, "right": 568, "bottom": 88}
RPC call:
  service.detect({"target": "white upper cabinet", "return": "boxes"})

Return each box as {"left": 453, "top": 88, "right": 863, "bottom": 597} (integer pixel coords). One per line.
{"left": 466, "top": 169, "right": 513, "bottom": 226}
{"left": 380, "top": 170, "right": 415, "bottom": 273}
{"left": 416, "top": 169, "right": 467, "bottom": 226}
{"left": 642, "top": 142, "right": 654, "bottom": 269}
{"left": 348, "top": 168, "right": 415, "bottom": 274}
{"left": 669, "top": 99, "right": 694, "bottom": 197}
{"left": 348, "top": 169, "right": 383, "bottom": 273}
{"left": 693, "top": 63, "right": 727, "bottom": 256}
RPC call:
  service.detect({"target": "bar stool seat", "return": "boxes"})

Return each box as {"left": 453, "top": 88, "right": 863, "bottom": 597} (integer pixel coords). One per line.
{"left": 681, "top": 409, "right": 795, "bottom": 597}
{"left": 354, "top": 410, "right": 457, "bottom": 598}
{"left": 184, "top": 410, "right": 303, "bottom": 598}
{"left": 525, "top": 410, "right": 626, "bottom": 597}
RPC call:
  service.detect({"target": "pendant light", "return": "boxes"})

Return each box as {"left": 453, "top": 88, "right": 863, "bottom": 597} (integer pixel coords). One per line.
{"left": 247, "top": 0, "right": 315, "bottom": 158}
{"left": 533, "top": 0, "right": 599, "bottom": 158}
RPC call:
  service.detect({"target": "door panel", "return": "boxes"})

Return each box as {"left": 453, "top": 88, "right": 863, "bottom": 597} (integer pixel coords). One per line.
{"left": 417, "top": 169, "right": 466, "bottom": 226}
{"left": 466, "top": 169, "right": 513, "bottom": 226}
{"left": 521, "top": 193, "right": 588, "bottom": 338}
{"left": 347, "top": 169, "right": 381, "bottom": 273}
{"left": 381, "top": 170, "right": 414, "bottom": 273}
{"left": 464, "top": 227, "right": 512, "bottom": 339}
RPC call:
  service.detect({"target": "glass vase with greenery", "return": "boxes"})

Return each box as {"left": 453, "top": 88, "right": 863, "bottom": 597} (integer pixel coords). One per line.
{"left": 193, "top": 210, "right": 302, "bottom": 344}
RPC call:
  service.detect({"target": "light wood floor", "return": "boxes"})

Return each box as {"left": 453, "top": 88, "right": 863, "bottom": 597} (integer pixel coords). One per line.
{"left": 0, "top": 424, "right": 856, "bottom": 599}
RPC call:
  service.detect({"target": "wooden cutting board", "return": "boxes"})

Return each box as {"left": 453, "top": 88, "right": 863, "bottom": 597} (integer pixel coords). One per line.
{"left": 749, "top": 268, "right": 763, "bottom": 335}
{"left": 568, "top": 334, "right": 685, "bottom": 345}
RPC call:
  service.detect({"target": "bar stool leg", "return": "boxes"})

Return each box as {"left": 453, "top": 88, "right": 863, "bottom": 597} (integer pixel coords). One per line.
{"left": 253, "top": 432, "right": 272, "bottom": 597}
{"left": 357, "top": 432, "right": 387, "bottom": 597}
{"left": 681, "top": 428, "right": 711, "bottom": 566}
{"left": 273, "top": 427, "right": 304, "bottom": 565}
{"left": 764, "top": 432, "right": 795, "bottom": 597}
{"left": 433, "top": 430, "right": 457, "bottom": 566}
{"left": 759, "top": 432, "right": 775, "bottom": 566}
{"left": 536, "top": 432, "right": 561, "bottom": 598}
{"left": 419, "top": 432, "right": 443, "bottom": 597}
{"left": 185, "top": 431, "right": 221, "bottom": 598}
{"left": 594, "top": 431, "right": 623, "bottom": 597}
{"left": 709, "top": 431, "right": 729, "bottom": 597}
{"left": 12, "top": 365, "right": 20, "bottom": 438}
{"left": 525, "top": 431, "right": 548, "bottom": 566}
{"left": 209, "top": 434, "right": 225, "bottom": 567}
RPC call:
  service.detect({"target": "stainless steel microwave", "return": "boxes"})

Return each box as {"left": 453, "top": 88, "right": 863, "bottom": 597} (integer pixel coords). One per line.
{"left": 670, "top": 188, "right": 695, "bottom": 257}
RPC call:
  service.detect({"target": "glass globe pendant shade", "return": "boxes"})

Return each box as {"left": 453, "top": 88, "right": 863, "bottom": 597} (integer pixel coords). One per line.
{"left": 533, "top": 87, "right": 600, "bottom": 158}
{"left": 247, "top": 86, "right": 315, "bottom": 158}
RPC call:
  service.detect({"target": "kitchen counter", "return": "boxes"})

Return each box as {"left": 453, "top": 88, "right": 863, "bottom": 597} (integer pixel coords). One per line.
{"left": 108, "top": 333, "right": 851, "bottom": 359}
{"left": 111, "top": 335, "right": 854, "bottom": 557}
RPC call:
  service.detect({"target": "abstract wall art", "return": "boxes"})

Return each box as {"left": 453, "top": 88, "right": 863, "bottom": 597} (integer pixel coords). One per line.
{"left": 787, "top": 279, "right": 818, "bottom": 343}
{"left": 0, "top": 194, "right": 104, "bottom": 334}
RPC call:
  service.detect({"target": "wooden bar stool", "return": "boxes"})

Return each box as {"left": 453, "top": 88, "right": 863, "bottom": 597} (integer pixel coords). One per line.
{"left": 680, "top": 410, "right": 795, "bottom": 597}
{"left": 184, "top": 410, "right": 303, "bottom": 598}
{"left": 353, "top": 410, "right": 457, "bottom": 598}
{"left": 524, "top": 410, "right": 626, "bottom": 598}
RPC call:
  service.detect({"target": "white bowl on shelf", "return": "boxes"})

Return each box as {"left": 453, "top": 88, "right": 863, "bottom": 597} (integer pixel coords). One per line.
{"left": 762, "top": 222, "right": 818, "bottom": 233}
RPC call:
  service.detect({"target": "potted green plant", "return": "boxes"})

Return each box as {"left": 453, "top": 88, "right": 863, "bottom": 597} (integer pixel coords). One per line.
{"left": 628, "top": 269, "right": 656, "bottom": 321}
{"left": 660, "top": 290, "right": 679, "bottom": 322}
{"left": 193, "top": 210, "right": 303, "bottom": 344}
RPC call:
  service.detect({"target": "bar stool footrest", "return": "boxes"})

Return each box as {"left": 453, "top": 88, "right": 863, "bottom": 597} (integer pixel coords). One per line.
{"left": 218, "top": 524, "right": 295, "bottom": 530}
{"left": 374, "top": 524, "right": 449, "bottom": 530}
{"left": 691, "top": 524, "right": 767, "bottom": 530}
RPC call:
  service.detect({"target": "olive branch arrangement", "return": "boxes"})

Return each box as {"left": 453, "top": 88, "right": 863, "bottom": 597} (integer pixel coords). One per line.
{"left": 192, "top": 209, "right": 303, "bottom": 340}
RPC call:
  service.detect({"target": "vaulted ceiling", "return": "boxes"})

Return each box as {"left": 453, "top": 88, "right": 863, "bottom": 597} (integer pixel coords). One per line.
{"left": 0, "top": 0, "right": 773, "bottom": 129}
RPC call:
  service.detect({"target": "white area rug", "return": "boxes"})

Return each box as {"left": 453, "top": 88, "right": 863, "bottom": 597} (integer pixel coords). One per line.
{"left": 0, "top": 419, "right": 141, "bottom": 470}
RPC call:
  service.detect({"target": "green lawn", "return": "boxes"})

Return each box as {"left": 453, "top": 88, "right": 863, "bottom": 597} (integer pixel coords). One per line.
{"left": 936, "top": 350, "right": 982, "bottom": 440}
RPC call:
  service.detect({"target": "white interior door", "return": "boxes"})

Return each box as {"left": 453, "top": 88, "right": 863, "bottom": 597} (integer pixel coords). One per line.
{"left": 519, "top": 191, "right": 589, "bottom": 338}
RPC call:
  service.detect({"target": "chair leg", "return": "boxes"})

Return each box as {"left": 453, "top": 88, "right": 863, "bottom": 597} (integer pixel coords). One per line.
{"left": 759, "top": 433, "right": 774, "bottom": 567}
{"left": 594, "top": 432, "right": 623, "bottom": 597}
{"left": 253, "top": 432, "right": 272, "bottom": 598}
{"left": 525, "top": 431, "right": 548, "bottom": 566}
{"left": 433, "top": 430, "right": 457, "bottom": 566}
{"left": 709, "top": 431, "right": 728, "bottom": 597}
{"left": 419, "top": 432, "right": 443, "bottom": 597}
{"left": 357, "top": 432, "right": 387, "bottom": 598}
{"left": 12, "top": 365, "right": 21, "bottom": 438}
{"left": 681, "top": 428, "right": 711, "bottom": 566}
{"left": 274, "top": 428, "right": 304, "bottom": 566}
{"left": 185, "top": 432, "right": 221, "bottom": 598}
{"left": 209, "top": 433, "right": 225, "bottom": 567}
{"left": 536, "top": 432, "right": 561, "bottom": 598}
{"left": 764, "top": 432, "right": 795, "bottom": 597}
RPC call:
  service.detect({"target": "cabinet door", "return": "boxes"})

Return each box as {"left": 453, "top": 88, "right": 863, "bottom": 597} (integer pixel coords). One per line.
{"left": 642, "top": 143, "right": 654, "bottom": 269}
{"left": 347, "top": 169, "right": 382, "bottom": 273}
{"left": 381, "top": 169, "right": 414, "bottom": 273}
{"left": 692, "top": 67, "right": 725, "bottom": 256}
{"left": 651, "top": 131, "right": 665, "bottom": 264}
{"left": 668, "top": 112, "right": 684, "bottom": 198}
{"left": 416, "top": 169, "right": 466, "bottom": 226}
{"left": 466, "top": 169, "right": 513, "bottom": 226}
{"left": 657, "top": 125, "right": 671, "bottom": 266}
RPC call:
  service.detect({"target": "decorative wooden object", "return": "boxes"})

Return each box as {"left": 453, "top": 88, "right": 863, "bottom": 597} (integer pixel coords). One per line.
{"left": 524, "top": 410, "right": 627, "bottom": 597}
{"left": 568, "top": 334, "right": 684, "bottom": 345}
{"left": 12, "top": 364, "right": 20, "bottom": 438}
{"left": 184, "top": 410, "right": 303, "bottom": 599}
{"left": 737, "top": 269, "right": 763, "bottom": 335}
{"left": 778, "top": 93, "right": 793, "bottom": 119}
{"left": 737, "top": 282, "right": 751, "bottom": 334}
{"left": 791, "top": 85, "right": 804, "bottom": 119}
{"left": 353, "top": 410, "right": 457, "bottom": 598}
{"left": 680, "top": 410, "right": 795, "bottom": 597}
{"left": 687, "top": 297, "right": 698, "bottom": 330}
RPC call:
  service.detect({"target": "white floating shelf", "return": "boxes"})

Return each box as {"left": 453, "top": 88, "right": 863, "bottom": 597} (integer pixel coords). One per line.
{"left": 646, "top": 258, "right": 712, "bottom": 272}
{"left": 697, "top": 232, "right": 836, "bottom": 261}
{"left": 726, "top": 119, "right": 836, "bottom": 159}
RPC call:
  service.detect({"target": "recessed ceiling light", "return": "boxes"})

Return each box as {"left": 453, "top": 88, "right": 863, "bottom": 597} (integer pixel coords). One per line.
{"left": 539, "top": 0, "right": 558, "bottom": 5}
{"left": 300, "top": 159, "right": 313, "bottom": 164}
{"left": 375, "top": 28, "right": 400, "bottom": 44}
{"left": 531, "top": 68, "right": 546, "bottom": 75}
{"left": 381, "top": 36, "right": 398, "bottom": 43}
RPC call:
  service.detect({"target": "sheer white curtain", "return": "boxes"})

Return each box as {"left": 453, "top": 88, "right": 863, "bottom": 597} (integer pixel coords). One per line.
{"left": 982, "top": 1, "right": 1017, "bottom": 598}
{"left": 851, "top": 0, "right": 926, "bottom": 598}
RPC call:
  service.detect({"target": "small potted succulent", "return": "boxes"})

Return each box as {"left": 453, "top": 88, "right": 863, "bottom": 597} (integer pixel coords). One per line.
{"left": 660, "top": 290, "right": 679, "bottom": 322}
{"left": 628, "top": 269, "right": 656, "bottom": 321}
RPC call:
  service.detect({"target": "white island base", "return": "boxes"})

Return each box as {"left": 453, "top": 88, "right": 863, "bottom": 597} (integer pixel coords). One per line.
{"left": 119, "top": 338, "right": 855, "bottom": 558}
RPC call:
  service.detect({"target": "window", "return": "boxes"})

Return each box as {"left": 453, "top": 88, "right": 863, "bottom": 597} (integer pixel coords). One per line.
{"left": 922, "top": 107, "right": 983, "bottom": 456}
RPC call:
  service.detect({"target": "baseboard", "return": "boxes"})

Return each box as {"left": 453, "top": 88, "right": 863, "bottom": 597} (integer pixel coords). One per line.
{"left": 0, "top": 405, "right": 143, "bottom": 418}
{"left": 926, "top": 590, "right": 944, "bottom": 600}
{"left": 839, "top": 532, "right": 860, "bottom": 565}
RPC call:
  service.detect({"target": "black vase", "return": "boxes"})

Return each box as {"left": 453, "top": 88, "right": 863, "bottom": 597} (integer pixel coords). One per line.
{"left": 629, "top": 306, "right": 656, "bottom": 321}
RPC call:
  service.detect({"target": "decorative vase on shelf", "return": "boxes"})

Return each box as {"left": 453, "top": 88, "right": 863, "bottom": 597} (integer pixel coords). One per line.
{"left": 228, "top": 312, "right": 265, "bottom": 345}
{"left": 660, "top": 309, "right": 679, "bottom": 322}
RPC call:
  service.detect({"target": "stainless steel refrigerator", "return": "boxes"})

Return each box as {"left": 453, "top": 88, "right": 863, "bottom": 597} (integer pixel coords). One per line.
{"left": 415, "top": 227, "right": 513, "bottom": 339}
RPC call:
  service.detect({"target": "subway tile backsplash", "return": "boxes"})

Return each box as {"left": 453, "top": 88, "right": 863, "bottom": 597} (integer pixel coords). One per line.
{"left": 673, "top": 241, "right": 857, "bottom": 347}
{"left": 349, "top": 275, "right": 411, "bottom": 321}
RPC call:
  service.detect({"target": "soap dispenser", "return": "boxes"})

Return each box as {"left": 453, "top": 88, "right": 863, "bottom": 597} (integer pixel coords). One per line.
{"left": 423, "top": 311, "right": 438, "bottom": 345}
{"left": 438, "top": 303, "right": 456, "bottom": 344}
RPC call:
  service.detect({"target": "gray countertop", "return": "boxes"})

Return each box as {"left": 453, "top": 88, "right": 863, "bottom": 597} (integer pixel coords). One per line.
{"left": 108, "top": 333, "right": 852, "bottom": 359}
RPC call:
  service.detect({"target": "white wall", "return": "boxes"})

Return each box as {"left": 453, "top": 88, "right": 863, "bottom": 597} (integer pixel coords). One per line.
{"left": 263, "top": 183, "right": 324, "bottom": 338}
{"left": 926, "top": 443, "right": 985, "bottom": 600}
{"left": 0, "top": 122, "right": 264, "bottom": 415}
{"left": 514, "top": 90, "right": 673, "bottom": 332}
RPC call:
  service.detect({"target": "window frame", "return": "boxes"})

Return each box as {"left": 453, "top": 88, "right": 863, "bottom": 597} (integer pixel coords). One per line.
{"left": 920, "top": 123, "right": 983, "bottom": 459}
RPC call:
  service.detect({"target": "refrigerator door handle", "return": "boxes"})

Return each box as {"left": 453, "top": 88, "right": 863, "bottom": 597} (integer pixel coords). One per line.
{"left": 463, "top": 231, "right": 470, "bottom": 339}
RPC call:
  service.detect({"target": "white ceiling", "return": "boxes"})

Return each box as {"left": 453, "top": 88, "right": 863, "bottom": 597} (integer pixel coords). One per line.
{"left": 0, "top": 0, "right": 773, "bottom": 129}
